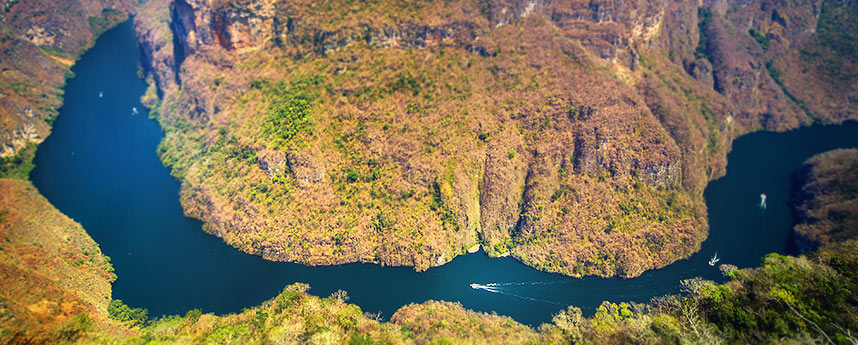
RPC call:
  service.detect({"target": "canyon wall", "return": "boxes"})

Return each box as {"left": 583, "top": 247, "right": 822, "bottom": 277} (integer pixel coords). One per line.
{"left": 134, "top": 0, "right": 858, "bottom": 277}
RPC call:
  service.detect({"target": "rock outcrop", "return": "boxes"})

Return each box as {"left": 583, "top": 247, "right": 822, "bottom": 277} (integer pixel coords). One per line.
{"left": 134, "top": 0, "right": 858, "bottom": 277}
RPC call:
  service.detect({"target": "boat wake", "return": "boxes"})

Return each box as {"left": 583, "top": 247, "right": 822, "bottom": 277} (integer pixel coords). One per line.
{"left": 469, "top": 282, "right": 564, "bottom": 305}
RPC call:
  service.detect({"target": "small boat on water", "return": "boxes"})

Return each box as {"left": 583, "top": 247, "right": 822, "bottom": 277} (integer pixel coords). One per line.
{"left": 132, "top": 107, "right": 138, "bottom": 115}
{"left": 470, "top": 283, "right": 479, "bottom": 289}
{"left": 708, "top": 253, "right": 720, "bottom": 266}
{"left": 99, "top": 91, "right": 103, "bottom": 98}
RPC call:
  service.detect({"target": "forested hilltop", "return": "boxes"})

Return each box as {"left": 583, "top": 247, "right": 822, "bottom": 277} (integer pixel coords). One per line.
{"left": 130, "top": 0, "right": 858, "bottom": 278}
{"left": 3, "top": 150, "right": 857, "bottom": 344}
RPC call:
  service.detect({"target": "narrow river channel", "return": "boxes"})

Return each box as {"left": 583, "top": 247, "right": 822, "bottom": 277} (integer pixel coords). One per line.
{"left": 29, "top": 21, "right": 858, "bottom": 326}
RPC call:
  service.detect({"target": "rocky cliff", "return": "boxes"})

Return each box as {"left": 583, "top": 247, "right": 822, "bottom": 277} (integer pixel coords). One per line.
{"left": 134, "top": 0, "right": 858, "bottom": 277}
{"left": 0, "top": 0, "right": 135, "bottom": 172}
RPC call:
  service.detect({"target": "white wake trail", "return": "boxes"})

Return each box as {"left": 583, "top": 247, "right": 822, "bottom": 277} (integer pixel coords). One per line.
{"left": 470, "top": 283, "right": 563, "bottom": 305}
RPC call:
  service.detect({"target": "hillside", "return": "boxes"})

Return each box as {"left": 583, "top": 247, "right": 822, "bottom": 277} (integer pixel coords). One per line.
{"left": 133, "top": 0, "right": 858, "bottom": 277}
{"left": 793, "top": 149, "right": 858, "bottom": 251}
{"left": 0, "top": 0, "right": 135, "bottom": 177}
{"left": 0, "top": 179, "right": 128, "bottom": 343}
{"left": 3, "top": 174, "right": 857, "bottom": 344}
{"left": 0, "top": 0, "right": 857, "bottom": 343}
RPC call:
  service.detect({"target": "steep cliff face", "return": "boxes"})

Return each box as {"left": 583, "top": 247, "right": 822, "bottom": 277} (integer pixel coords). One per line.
{"left": 0, "top": 0, "right": 135, "bottom": 172}
{"left": 135, "top": 0, "right": 858, "bottom": 277}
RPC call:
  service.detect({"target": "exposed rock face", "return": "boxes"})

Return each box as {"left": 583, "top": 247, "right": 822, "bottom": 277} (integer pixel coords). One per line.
{"left": 0, "top": 0, "right": 136, "bottom": 160}
{"left": 286, "top": 149, "right": 327, "bottom": 189}
{"left": 134, "top": 0, "right": 858, "bottom": 277}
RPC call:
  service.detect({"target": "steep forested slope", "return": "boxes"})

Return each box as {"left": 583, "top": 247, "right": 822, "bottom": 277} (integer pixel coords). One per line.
{"left": 134, "top": 0, "right": 858, "bottom": 277}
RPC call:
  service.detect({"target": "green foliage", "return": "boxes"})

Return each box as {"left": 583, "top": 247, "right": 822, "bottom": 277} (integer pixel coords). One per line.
{"left": 56, "top": 313, "right": 92, "bottom": 342}
{"left": 348, "top": 333, "right": 376, "bottom": 345}
{"left": 346, "top": 169, "right": 360, "bottom": 182}
{"left": 107, "top": 299, "right": 149, "bottom": 327}
{"left": 802, "top": 0, "right": 858, "bottom": 83}
{"left": 695, "top": 7, "right": 713, "bottom": 60}
{"left": 184, "top": 308, "right": 202, "bottom": 321}
{"left": 696, "top": 250, "right": 858, "bottom": 343}
{"left": 749, "top": 29, "right": 770, "bottom": 52}
{"left": 262, "top": 76, "right": 321, "bottom": 147}
{"left": 0, "top": 143, "right": 36, "bottom": 179}
{"left": 429, "top": 181, "right": 459, "bottom": 232}
{"left": 274, "top": 287, "right": 302, "bottom": 313}
{"left": 388, "top": 74, "right": 422, "bottom": 96}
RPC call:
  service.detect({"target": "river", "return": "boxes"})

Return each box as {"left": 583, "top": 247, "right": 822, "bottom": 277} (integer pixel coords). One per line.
{"left": 29, "top": 21, "right": 858, "bottom": 326}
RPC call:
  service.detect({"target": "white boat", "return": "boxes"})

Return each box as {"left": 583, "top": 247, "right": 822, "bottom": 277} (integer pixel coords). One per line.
{"left": 470, "top": 283, "right": 479, "bottom": 289}
{"left": 708, "top": 253, "right": 720, "bottom": 266}
{"left": 99, "top": 91, "right": 103, "bottom": 98}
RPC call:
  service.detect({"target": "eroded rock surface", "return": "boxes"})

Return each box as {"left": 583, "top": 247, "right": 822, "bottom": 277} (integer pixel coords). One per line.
{"left": 134, "top": 0, "right": 858, "bottom": 277}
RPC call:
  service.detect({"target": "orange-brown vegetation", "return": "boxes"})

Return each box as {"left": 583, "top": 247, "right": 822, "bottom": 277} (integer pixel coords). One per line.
{"left": 4, "top": 169, "right": 858, "bottom": 344}
{"left": 134, "top": 0, "right": 858, "bottom": 278}
{"left": 0, "top": 179, "right": 129, "bottom": 343}
{"left": 0, "top": 0, "right": 135, "bottom": 174}
{"left": 793, "top": 149, "right": 858, "bottom": 251}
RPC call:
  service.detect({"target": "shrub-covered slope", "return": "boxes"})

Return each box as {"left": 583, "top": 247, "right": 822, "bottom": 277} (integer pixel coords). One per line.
{"left": 134, "top": 0, "right": 858, "bottom": 277}
{"left": 0, "top": 179, "right": 126, "bottom": 343}
{"left": 793, "top": 149, "right": 858, "bottom": 252}
{"left": 0, "top": 0, "right": 136, "bottom": 177}
{"left": 3, "top": 158, "right": 858, "bottom": 344}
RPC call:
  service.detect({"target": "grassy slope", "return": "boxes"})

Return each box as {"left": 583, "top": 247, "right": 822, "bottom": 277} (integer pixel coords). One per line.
{"left": 79, "top": 244, "right": 858, "bottom": 345}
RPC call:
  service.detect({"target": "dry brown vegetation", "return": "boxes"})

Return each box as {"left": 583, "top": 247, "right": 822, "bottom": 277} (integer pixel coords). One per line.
{"left": 1, "top": 0, "right": 858, "bottom": 344}
{"left": 0, "top": 179, "right": 129, "bottom": 343}
{"left": 1, "top": 166, "right": 857, "bottom": 344}
{"left": 0, "top": 0, "right": 135, "bottom": 171}
{"left": 133, "top": 0, "right": 858, "bottom": 278}
{"left": 140, "top": 0, "right": 713, "bottom": 278}
{"left": 793, "top": 149, "right": 858, "bottom": 251}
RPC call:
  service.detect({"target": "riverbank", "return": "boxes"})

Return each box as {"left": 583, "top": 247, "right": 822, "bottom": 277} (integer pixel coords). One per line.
{"left": 0, "top": 2, "right": 854, "bottom": 342}
{"left": 6, "top": 165, "right": 858, "bottom": 343}
{"left": 0, "top": 179, "right": 133, "bottom": 342}
{"left": 135, "top": 0, "right": 858, "bottom": 280}
{"left": 0, "top": 0, "right": 135, "bottom": 174}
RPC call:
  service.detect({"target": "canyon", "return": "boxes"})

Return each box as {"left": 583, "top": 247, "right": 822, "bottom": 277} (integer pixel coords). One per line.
{"left": 1, "top": 0, "right": 857, "bottom": 343}
{"left": 132, "top": 0, "right": 857, "bottom": 278}
{"left": 0, "top": 0, "right": 135, "bottom": 170}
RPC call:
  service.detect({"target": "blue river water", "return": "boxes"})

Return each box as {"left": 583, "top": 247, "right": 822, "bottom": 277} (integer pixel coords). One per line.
{"left": 29, "top": 21, "right": 858, "bottom": 326}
